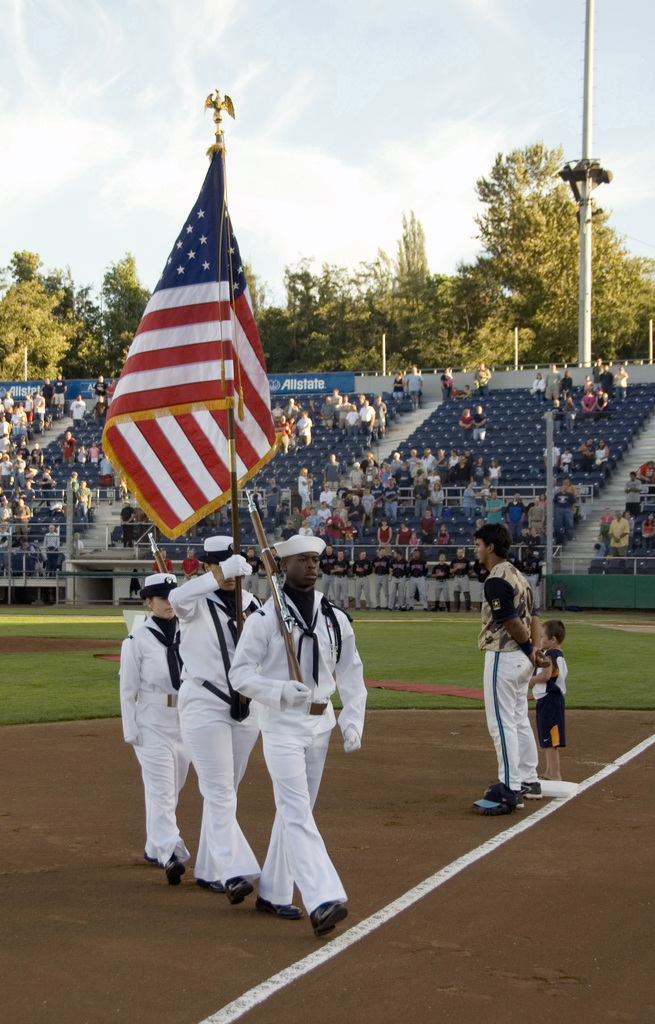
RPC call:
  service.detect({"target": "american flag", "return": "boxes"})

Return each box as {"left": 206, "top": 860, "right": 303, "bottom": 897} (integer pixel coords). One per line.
{"left": 102, "top": 151, "right": 278, "bottom": 538}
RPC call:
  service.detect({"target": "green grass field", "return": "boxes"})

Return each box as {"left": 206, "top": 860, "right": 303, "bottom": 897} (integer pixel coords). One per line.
{"left": 1, "top": 607, "right": 653, "bottom": 725}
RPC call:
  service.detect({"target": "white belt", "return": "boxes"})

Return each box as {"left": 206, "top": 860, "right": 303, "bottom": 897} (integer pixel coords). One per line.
{"left": 137, "top": 690, "right": 178, "bottom": 707}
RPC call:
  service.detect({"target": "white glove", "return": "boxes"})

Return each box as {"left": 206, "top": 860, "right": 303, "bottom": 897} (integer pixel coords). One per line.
{"left": 281, "top": 679, "right": 310, "bottom": 708}
{"left": 220, "top": 554, "right": 252, "bottom": 580}
{"left": 343, "top": 724, "right": 361, "bottom": 753}
{"left": 125, "top": 731, "right": 142, "bottom": 747}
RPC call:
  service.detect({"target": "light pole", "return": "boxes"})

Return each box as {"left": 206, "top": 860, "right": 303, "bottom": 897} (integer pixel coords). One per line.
{"left": 558, "top": 0, "right": 612, "bottom": 367}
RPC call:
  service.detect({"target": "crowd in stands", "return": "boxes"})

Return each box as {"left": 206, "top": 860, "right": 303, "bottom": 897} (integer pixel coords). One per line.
{"left": 0, "top": 373, "right": 116, "bottom": 578}
{"left": 2, "top": 362, "right": 654, "bottom": 588}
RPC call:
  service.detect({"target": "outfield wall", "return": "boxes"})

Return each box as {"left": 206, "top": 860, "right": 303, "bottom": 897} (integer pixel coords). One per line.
{"left": 547, "top": 574, "right": 655, "bottom": 609}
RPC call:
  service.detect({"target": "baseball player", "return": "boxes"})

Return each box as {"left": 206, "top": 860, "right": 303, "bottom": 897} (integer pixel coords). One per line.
{"left": 353, "top": 549, "right": 373, "bottom": 609}
{"left": 431, "top": 553, "right": 451, "bottom": 611}
{"left": 388, "top": 549, "right": 409, "bottom": 610}
{"left": 169, "top": 537, "right": 261, "bottom": 902}
{"left": 472, "top": 523, "right": 542, "bottom": 815}
{"left": 450, "top": 547, "right": 472, "bottom": 611}
{"left": 319, "top": 543, "right": 337, "bottom": 602}
{"left": 371, "top": 545, "right": 391, "bottom": 609}
{"left": 230, "top": 534, "right": 367, "bottom": 937}
{"left": 521, "top": 547, "right": 542, "bottom": 612}
{"left": 330, "top": 548, "right": 350, "bottom": 610}
{"left": 406, "top": 548, "right": 428, "bottom": 611}
{"left": 119, "top": 573, "right": 191, "bottom": 884}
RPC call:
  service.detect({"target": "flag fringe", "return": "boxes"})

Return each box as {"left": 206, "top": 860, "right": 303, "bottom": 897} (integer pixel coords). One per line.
{"left": 103, "top": 398, "right": 234, "bottom": 432}
{"left": 102, "top": 431, "right": 280, "bottom": 541}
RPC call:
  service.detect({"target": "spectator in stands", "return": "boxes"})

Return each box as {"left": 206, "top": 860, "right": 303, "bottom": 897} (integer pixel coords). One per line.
{"left": 359, "top": 399, "right": 376, "bottom": 444}
{"left": 396, "top": 520, "right": 412, "bottom": 548}
{"left": 152, "top": 548, "right": 174, "bottom": 572}
{"left": 599, "top": 365, "right": 614, "bottom": 398}
{"left": 578, "top": 437, "right": 595, "bottom": 471}
{"left": 76, "top": 444, "right": 88, "bottom": 465}
{"left": 13, "top": 496, "right": 30, "bottom": 538}
{"left": 326, "top": 509, "right": 345, "bottom": 546}
{"left": 599, "top": 508, "right": 613, "bottom": 546}
{"left": 41, "top": 378, "right": 54, "bottom": 411}
{"left": 407, "top": 367, "right": 422, "bottom": 409}
{"left": 70, "top": 395, "right": 87, "bottom": 425}
{"left": 528, "top": 494, "right": 547, "bottom": 536}
{"left": 94, "top": 397, "right": 108, "bottom": 420}
{"left": 595, "top": 439, "right": 610, "bottom": 474}
{"left": 582, "top": 374, "right": 594, "bottom": 395}
{"left": 429, "top": 478, "right": 444, "bottom": 518}
{"left": 392, "top": 371, "right": 405, "bottom": 398}
{"left": 0, "top": 495, "right": 11, "bottom": 523}
{"left": 61, "top": 431, "right": 76, "bottom": 464}
{"left": 181, "top": 547, "right": 200, "bottom": 580}
{"left": 459, "top": 407, "right": 474, "bottom": 433}
{"left": 296, "top": 407, "right": 315, "bottom": 444}
{"left": 595, "top": 390, "right": 610, "bottom": 421}
{"left": 592, "top": 358, "right": 603, "bottom": 386}
{"left": 551, "top": 398, "right": 565, "bottom": 434}
{"left": 625, "top": 472, "right": 643, "bottom": 515}
{"left": 413, "top": 473, "right": 430, "bottom": 517}
{"left": 505, "top": 493, "right": 525, "bottom": 542}
{"left": 474, "top": 362, "right": 491, "bottom": 396}
{"left": 614, "top": 365, "right": 629, "bottom": 401}
{"left": 641, "top": 513, "right": 655, "bottom": 552}
{"left": 382, "top": 477, "right": 398, "bottom": 522}
{"left": 39, "top": 466, "right": 56, "bottom": 494}
{"left": 120, "top": 502, "right": 135, "bottom": 546}
{"left": 272, "top": 402, "right": 284, "bottom": 427}
{"left": 43, "top": 524, "right": 60, "bottom": 576}
{"left": 99, "top": 453, "right": 113, "bottom": 487}
{"left": 319, "top": 483, "right": 336, "bottom": 508}
{"left": 485, "top": 488, "right": 503, "bottom": 523}
{"left": 581, "top": 391, "right": 597, "bottom": 421}
{"left": 323, "top": 453, "right": 341, "bottom": 488}
{"left": 376, "top": 516, "right": 392, "bottom": 548}
{"left": 531, "top": 372, "right": 545, "bottom": 400}
{"left": 560, "top": 448, "right": 574, "bottom": 475}
{"left": 285, "top": 397, "right": 300, "bottom": 422}
{"left": 345, "top": 403, "right": 359, "bottom": 438}
{"left": 563, "top": 395, "right": 576, "bottom": 432}
{"left": 553, "top": 478, "right": 577, "bottom": 542}
{"left": 88, "top": 442, "right": 100, "bottom": 465}
{"left": 420, "top": 507, "right": 437, "bottom": 544}
{"left": 436, "top": 523, "right": 450, "bottom": 546}
{"left": 560, "top": 369, "right": 574, "bottom": 399}
{"left": 608, "top": 510, "right": 629, "bottom": 558}
{"left": 372, "top": 395, "right": 387, "bottom": 439}
{"left": 637, "top": 459, "right": 655, "bottom": 494}
{"left": 545, "top": 364, "right": 561, "bottom": 401}
{"left": 93, "top": 375, "right": 108, "bottom": 401}
{"left": 0, "top": 521, "right": 10, "bottom": 573}
{"left": 522, "top": 548, "right": 542, "bottom": 611}
{"left": 265, "top": 476, "right": 284, "bottom": 525}
{"left": 441, "top": 368, "right": 454, "bottom": 401}
{"left": 472, "top": 405, "right": 487, "bottom": 441}
{"left": 488, "top": 459, "right": 502, "bottom": 484}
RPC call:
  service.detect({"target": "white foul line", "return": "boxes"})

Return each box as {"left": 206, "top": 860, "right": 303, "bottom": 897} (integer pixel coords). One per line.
{"left": 199, "top": 730, "right": 655, "bottom": 1024}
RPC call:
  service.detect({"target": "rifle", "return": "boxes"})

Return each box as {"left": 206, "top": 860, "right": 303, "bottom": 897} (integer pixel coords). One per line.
{"left": 149, "top": 530, "right": 169, "bottom": 574}
{"left": 246, "top": 491, "right": 304, "bottom": 684}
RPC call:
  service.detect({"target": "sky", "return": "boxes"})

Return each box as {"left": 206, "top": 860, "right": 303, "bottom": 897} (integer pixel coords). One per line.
{"left": 1, "top": 0, "right": 655, "bottom": 305}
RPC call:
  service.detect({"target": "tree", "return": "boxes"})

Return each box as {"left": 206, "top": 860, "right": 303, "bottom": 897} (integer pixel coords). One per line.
{"left": 462, "top": 143, "right": 655, "bottom": 363}
{"left": 101, "top": 254, "right": 150, "bottom": 374}
{"left": 0, "top": 278, "right": 72, "bottom": 378}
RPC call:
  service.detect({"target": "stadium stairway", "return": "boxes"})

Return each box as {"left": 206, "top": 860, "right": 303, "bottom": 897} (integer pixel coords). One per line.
{"left": 371, "top": 398, "right": 441, "bottom": 463}
{"left": 562, "top": 405, "right": 655, "bottom": 564}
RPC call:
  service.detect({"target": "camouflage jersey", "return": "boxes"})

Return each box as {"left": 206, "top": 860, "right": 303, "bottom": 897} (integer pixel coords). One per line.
{"left": 478, "top": 559, "right": 533, "bottom": 653}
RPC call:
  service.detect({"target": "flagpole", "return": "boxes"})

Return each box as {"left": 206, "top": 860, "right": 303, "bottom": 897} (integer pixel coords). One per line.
{"left": 207, "top": 91, "right": 244, "bottom": 634}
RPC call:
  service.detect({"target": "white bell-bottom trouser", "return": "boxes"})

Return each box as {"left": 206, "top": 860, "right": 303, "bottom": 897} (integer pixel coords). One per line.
{"left": 483, "top": 650, "right": 539, "bottom": 793}
{"left": 177, "top": 681, "right": 260, "bottom": 883}
{"left": 135, "top": 703, "right": 191, "bottom": 866}
{"left": 258, "top": 727, "right": 347, "bottom": 914}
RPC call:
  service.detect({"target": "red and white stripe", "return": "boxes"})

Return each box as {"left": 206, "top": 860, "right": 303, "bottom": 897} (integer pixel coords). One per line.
{"left": 103, "top": 281, "right": 277, "bottom": 537}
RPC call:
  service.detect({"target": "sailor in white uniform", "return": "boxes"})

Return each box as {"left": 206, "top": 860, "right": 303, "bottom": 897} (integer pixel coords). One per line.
{"left": 119, "top": 573, "right": 191, "bottom": 884}
{"left": 231, "top": 534, "right": 367, "bottom": 937}
{"left": 169, "top": 536, "right": 261, "bottom": 904}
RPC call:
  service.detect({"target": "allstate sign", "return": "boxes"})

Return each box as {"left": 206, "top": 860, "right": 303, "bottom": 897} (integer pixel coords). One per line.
{"left": 268, "top": 372, "right": 355, "bottom": 394}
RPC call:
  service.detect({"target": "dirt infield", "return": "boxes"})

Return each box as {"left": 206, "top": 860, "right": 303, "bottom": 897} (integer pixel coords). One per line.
{"left": 3, "top": 710, "right": 655, "bottom": 1024}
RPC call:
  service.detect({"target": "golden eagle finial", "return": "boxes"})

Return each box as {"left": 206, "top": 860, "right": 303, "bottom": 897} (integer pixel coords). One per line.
{"left": 205, "top": 90, "right": 235, "bottom": 156}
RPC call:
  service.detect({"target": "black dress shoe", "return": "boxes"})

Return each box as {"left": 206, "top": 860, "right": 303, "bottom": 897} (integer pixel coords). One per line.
{"left": 309, "top": 900, "right": 348, "bottom": 937}
{"left": 225, "top": 876, "right": 254, "bottom": 904}
{"left": 196, "top": 878, "right": 226, "bottom": 894}
{"left": 165, "top": 854, "right": 185, "bottom": 885}
{"left": 255, "top": 896, "right": 303, "bottom": 920}
{"left": 144, "top": 851, "right": 162, "bottom": 867}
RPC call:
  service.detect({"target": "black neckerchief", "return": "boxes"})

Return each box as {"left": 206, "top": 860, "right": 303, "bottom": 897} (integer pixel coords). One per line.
{"left": 284, "top": 583, "right": 319, "bottom": 683}
{"left": 211, "top": 588, "right": 238, "bottom": 643}
{"left": 148, "top": 615, "right": 182, "bottom": 690}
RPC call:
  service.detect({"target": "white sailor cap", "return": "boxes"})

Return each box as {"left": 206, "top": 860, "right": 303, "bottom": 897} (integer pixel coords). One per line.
{"left": 140, "top": 573, "right": 177, "bottom": 599}
{"left": 202, "top": 535, "right": 234, "bottom": 565}
{"left": 275, "top": 535, "right": 326, "bottom": 559}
